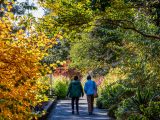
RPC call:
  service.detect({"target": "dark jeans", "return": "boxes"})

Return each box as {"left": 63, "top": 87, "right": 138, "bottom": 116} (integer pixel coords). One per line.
{"left": 71, "top": 97, "right": 79, "bottom": 112}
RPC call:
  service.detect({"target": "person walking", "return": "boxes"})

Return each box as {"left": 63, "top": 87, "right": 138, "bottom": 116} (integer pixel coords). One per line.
{"left": 84, "top": 75, "right": 97, "bottom": 115}
{"left": 67, "top": 76, "right": 84, "bottom": 115}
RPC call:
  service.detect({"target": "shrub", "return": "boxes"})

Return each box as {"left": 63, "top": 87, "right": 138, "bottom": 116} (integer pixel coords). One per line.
{"left": 97, "top": 83, "right": 136, "bottom": 109}
{"left": 115, "top": 90, "right": 160, "bottom": 120}
{"left": 140, "top": 101, "right": 160, "bottom": 119}
{"left": 96, "top": 97, "right": 103, "bottom": 109}
{"left": 52, "top": 76, "right": 69, "bottom": 99}
{"left": 128, "top": 114, "right": 148, "bottom": 120}
{"left": 108, "top": 104, "right": 118, "bottom": 118}
{"left": 115, "top": 98, "right": 134, "bottom": 120}
{"left": 130, "top": 89, "right": 152, "bottom": 112}
{"left": 36, "top": 76, "right": 50, "bottom": 102}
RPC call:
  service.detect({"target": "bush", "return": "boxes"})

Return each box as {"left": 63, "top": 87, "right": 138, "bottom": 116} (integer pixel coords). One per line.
{"left": 96, "top": 83, "right": 135, "bottom": 109}
{"left": 96, "top": 97, "right": 103, "bottom": 109}
{"left": 96, "top": 68, "right": 160, "bottom": 120}
{"left": 128, "top": 114, "right": 148, "bottom": 120}
{"left": 115, "top": 90, "right": 160, "bottom": 120}
{"left": 140, "top": 101, "right": 160, "bottom": 119}
{"left": 36, "top": 76, "right": 50, "bottom": 102}
{"left": 115, "top": 98, "right": 133, "bottom": 120}
{"left": 108, "top": 104, "right": 118, "bottom": 118}
{"left": 52, "top": 76, "right": 69, "bottom": 99}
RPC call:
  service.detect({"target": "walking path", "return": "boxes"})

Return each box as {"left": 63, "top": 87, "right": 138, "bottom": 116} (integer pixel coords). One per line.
{"left": 47, "top": 97, "right": 113, "bottom": 120}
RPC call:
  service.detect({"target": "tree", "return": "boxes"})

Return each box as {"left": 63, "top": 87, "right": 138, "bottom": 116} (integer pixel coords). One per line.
{"left": 41, "top": 39, "right": 70, "bottom": 66}
{"left": 37, "top": 0, "right": 160, "bottom": 73}
{"left": 0, "top": 7, "right": 56, "bottom": 119}
{"left": 0, "top": 0, "right": 37, "bottom": 16}
{"left": 70, "top": 25, "right": 123, "bottom": 73}
{"left": 38, "top": 0, "right": 160, "bottom": 40}
{"left": 36, "top": 1, "right": 160, "bottom": 119}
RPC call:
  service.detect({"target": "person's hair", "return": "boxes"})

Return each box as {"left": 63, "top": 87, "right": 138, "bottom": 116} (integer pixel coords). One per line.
{"left": 87, "top": 75, "right": 91, "bottom": 80}
{"left": 74, "top": 76, "right": 78, "bottom": 80}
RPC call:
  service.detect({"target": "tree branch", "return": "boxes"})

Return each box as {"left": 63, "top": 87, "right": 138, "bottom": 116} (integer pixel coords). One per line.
{"left": 122, "top": 26, "right": 160, "bottom": 40}
{"left": 103, "top": 19, "right": 160, "bottom": 40}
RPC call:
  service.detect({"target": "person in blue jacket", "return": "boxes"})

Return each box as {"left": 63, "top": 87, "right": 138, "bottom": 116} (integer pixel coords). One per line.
{"left": 84, "top": 75, "right": 97, "bottom": 115}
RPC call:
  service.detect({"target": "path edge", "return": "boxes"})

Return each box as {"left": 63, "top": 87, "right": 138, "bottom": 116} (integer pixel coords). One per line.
{"left": 38, "top": 97, "right": 57, "bottom": 120}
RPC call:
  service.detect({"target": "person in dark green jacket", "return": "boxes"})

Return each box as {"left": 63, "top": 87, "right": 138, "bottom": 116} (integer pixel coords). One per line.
{"left": 67, "top": 76, "right": 84, "bottom": 115}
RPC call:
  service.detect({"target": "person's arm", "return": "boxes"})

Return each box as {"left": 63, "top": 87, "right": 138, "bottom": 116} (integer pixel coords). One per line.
{"left": 94, "top": 81, "right": 97, "bottom": 91}
{"left": 80, "top": 83, "right": 84, "bottom": 97}
{"left": 84, "top": 82, "right": 87, "bottom": 94}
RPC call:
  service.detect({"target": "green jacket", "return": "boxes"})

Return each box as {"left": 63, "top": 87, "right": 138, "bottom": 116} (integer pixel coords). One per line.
{"left": 67, "top": 80, "right": 84, "bottom": 98}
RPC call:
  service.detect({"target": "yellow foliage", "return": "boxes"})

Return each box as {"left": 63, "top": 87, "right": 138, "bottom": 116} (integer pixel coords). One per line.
{"left": 0, "top": 13, "right": 56, "bottom": 119}
{"left": 103, "top": 67, "right": 128, "bottom": 86}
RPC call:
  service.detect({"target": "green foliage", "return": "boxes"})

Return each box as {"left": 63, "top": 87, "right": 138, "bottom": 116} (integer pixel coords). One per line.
{"left": 97, "top": 68, "right": 160, "bottom": 119}
{"left": 124, "top": 102, "right": 160, "bottom": 120}
{"left": 96, "top": 83, "right": 136, "bottom": 109}
{"left": 70, "top": 27, "right": 123, "bottom": 71}
{"left": 37, "top": 0, "right": 160, "bottom": 119}
{"left": 108, "top": 104, "right": 118, "bottom": 118}
{"left": 115, "top": 101, "right": 160, "bottom": 120}
{"left": 140, "top": 101, "right": 160, "bottom": 119}
{"left": 128, "top": 114, "right": 148, "bottom": 120}
{"left": 37, "top": 0, "right": 160, "bottom": 73}
{"left": 96, "top": 97, "right": 103, "bottom": 109}
{"left": 36, "top": 76, "right": 50, "bottom": 103}
{"left": 52, "top": 77, "right": 69, "bottom": 99}
{"left": 131, "top": 89, "right": 151, "bottom": 110}
{"left": 115, "top": 98, "right": 134, "bottom": 120}
{"left": 41, "top": 40, "right": 70, "bottom": 65}
{"left": 114, "top": 89, "right": 160, "bottom": 120}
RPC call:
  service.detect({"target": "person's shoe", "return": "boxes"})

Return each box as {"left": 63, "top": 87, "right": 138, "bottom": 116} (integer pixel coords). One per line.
{"left": 72, "top": 111, "right": 74, "bottom": 114}
{"left": 77, "top": 111, "right": 79, "bottom": 115}
{"left": 88, "top": 112, "right": 92, "bottom": 115}
{"left": 92, "top": 112, "right": 95, "bottom": 115}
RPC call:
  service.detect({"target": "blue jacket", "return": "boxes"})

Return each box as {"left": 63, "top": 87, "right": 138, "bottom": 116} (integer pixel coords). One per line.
{"left": 84, "top": 80, "right": 97, "bottom": 95}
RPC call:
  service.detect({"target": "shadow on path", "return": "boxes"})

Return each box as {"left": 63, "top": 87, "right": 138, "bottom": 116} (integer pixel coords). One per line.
{"left": 47, "top": 97, "right": 113, "bottom": 120}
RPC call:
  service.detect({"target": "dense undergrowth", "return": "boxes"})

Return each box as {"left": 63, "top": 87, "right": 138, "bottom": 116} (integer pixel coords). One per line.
{"left": 97, "top": 44, "right": 160, "bottom": 119}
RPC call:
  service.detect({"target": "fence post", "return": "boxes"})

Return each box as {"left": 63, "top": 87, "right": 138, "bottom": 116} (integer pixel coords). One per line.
{"left": 50, "top": 73, "right": 53, "bottom": 96}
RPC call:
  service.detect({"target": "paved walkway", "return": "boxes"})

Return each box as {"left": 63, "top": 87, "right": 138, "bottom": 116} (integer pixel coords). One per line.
{"left": 47, "top": 97, "right": 113, "bottom": 120}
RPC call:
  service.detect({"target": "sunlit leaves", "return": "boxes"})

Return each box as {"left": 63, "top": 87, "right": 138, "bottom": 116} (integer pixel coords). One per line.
{"left": 0, "top": 11, "right": 56, "bottom": 119}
